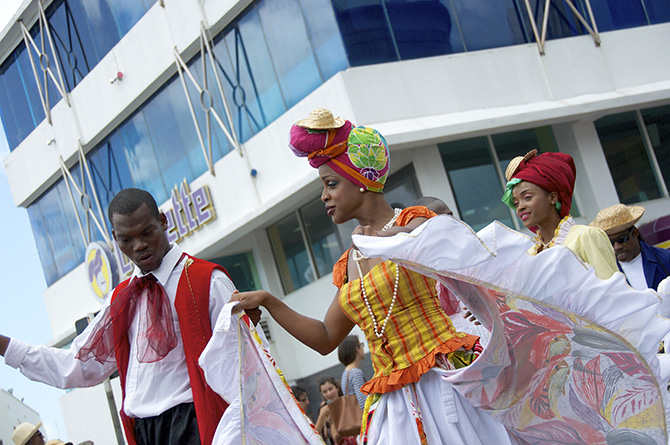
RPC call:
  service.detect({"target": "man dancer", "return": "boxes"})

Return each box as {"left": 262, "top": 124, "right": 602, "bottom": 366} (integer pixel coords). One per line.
{"left": 1, "top": 188, "right": 257, "bottom": 445}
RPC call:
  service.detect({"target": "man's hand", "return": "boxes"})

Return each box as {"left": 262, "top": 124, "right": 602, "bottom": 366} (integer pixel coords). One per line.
{"left": 245, "top": 307, "right": 262, "bottom": 326}
{"left": 0, "top": 335, "right": 10, "bottom": 356}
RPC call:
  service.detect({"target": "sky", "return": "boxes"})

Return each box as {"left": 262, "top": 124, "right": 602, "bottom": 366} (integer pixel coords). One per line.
{"left": 0, "top": 1, "right": 69, "bottom": 440}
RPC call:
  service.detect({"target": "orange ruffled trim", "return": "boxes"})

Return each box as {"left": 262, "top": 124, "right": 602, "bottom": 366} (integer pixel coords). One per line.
{"left": 361, "top": 333, "right": 478, "bottom": 395}
{"left": 332, "top": 206, "right": 437, "bottom": 288}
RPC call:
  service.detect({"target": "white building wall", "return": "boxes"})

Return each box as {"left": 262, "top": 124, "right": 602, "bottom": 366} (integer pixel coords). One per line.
{"left": 0, "top": 389, "right": 43, "bottom": 444}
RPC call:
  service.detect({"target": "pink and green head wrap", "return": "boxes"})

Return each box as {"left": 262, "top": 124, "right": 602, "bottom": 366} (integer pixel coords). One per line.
{"left": 289, "top": 118, "right": 390, "bottom": 193}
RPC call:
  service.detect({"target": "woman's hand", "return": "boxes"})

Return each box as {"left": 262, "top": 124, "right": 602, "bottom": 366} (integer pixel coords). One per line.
{"left": 230, "top": 290, "right": 270, "bottom": 314}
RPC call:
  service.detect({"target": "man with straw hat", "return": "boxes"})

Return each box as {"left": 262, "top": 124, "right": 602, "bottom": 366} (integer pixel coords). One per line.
{"left": 590, "top": 204, "right": 670, "bottom": 290}
{"left": 11, "top": 422, "right": 45, "bottom": 445}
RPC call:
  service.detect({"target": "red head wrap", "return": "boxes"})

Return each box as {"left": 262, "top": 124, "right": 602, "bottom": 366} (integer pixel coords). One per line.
{"left": 505, "top": 152, "right": 576, "bottom": 220}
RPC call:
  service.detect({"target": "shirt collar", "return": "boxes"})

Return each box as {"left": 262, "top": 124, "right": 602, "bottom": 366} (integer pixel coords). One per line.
{"left": 132, "top": 244, "right": 183, "bottom": 286}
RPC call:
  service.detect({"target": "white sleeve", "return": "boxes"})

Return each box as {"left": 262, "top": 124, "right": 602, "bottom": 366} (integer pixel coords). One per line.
{"left": 208, "top": 269, "right": 237, "bottom": 326}
{"left": 4, "top": 303, "right": 118, "bottom": 389}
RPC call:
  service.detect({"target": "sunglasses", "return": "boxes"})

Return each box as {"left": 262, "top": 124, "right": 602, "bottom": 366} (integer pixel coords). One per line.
{"left": 610, "top": 227, "right": 634, "bottom": 246}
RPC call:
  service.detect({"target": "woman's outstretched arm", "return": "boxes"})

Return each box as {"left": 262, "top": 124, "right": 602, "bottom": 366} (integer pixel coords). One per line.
{"left": 231, "top": 290, "right": 355, "bottom": 355}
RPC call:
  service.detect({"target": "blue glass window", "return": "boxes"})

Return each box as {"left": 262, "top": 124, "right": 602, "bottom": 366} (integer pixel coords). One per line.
{"left": 27, "top": 204, "right": 59, "bottom": 285}
{"left": 451, "top": 0, "right": 528, "bottom": 51}
{"left": 143, "top": 82, "right": 199, "bottom": 189}
{"left": 88, "top": 132, "right": 137, "bottom": 215}
{"left": 384, "top": 0, "right": 463, "bottom": 59}
{"left": 257, "top": 0, "right": 323, "bottom": 108}
{"left": 331, "top": 0, "right": 398, "bottom": 66}
{"left": 640, "top": 106, "right": 670, "bottom": 197}
{"left": 588, "top": 0, "right": 648, "bottom": 32}
{"left": 298, "top": 0, "right": 348, "bottom": 80}
{"left": 646, "top": 0, "right": 670, "bottom": 24}
{"left": 211, "top": 252, "right": 261, "bottom": 292}
{"left": 439, "top": 137, "right": 514, "bottom": 231}
{"left": 0, "top": 0, "right": 156, "bottom": 151}
{"left": 213, "top": 9, "right": 283, "bottom": 142}
{"left": 184, "top": 50, "right": 236, "bottom": 161}
{"left": 119, "top": 112, "right": 167, "bottom": 203}
{"left": 595, "top": 112, "right": 663, "bottom": 204}
{"left": 0, "top": 46, "right": 43, "bottom": 148}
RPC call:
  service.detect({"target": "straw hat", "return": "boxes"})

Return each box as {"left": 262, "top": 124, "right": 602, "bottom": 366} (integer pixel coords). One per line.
{"left": 46, "top": 440, "right": 71, "bottom": 445}
{"left": 589, "top": 204, "right": 645, "bottom": 235}
{"left": 504, "top": 149, "right": 537, "bottom": 181}
{"left": 295, "top": 108, "right": 345, "bottom": 130}
{"left": 12, "top": 422, "right": 42, "bottom": 445}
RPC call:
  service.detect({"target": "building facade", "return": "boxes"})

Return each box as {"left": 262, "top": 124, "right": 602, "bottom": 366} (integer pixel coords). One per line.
{"left": 1, "top": 0, "right": 669, "bottom": 442}
{"left": 0, "top": 389, "right": 43, "bottom": 445}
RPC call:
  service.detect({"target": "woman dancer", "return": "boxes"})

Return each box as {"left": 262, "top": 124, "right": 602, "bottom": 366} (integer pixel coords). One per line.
{"left": 501, "top": 149, "right": 617, "bottom": 279}
{"left": 232, "top": 109, "right": 510, "bottom": 444}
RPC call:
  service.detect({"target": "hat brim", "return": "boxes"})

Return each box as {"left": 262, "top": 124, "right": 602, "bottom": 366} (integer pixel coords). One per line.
{"left": 591, "top": 206, "right": 645, "bottom": 235}
{"left": 294, "top": 116, "right": 346, "bottom": 130}
{"left": 17, "top": 422, "right": 42, "bottom": 445}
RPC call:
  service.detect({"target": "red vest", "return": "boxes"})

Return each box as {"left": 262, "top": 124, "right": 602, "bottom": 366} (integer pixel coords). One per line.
{"left": 112, "top": 255, "right": 229, "bottom": 445}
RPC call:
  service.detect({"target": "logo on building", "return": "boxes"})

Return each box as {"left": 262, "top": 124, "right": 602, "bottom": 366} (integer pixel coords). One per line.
{"left": 85, "top": 242, "right": 117, "bottom": 302}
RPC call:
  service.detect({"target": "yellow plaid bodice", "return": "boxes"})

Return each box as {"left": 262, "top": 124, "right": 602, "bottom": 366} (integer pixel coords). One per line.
{"left": 339, "top": 260, "right": 473, "bottom": 393}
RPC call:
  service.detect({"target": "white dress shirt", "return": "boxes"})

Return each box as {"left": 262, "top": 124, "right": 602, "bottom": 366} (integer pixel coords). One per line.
{"left": 4, "top": 245, "right": 235, "bottom": 418}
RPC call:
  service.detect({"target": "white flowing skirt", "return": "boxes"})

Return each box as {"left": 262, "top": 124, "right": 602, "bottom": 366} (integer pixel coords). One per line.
{"left": 365, "top": 368, "right": 512, "bottom": 444}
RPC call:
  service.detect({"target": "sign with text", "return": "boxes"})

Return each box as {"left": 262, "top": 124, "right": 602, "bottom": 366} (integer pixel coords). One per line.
{"left": 164, "top": 181, "right": 216, "bottom": 243}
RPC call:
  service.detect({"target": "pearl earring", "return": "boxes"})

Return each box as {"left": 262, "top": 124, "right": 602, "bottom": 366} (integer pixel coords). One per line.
{"left": 360, "top": 187, "right": 365, "bottom": 193}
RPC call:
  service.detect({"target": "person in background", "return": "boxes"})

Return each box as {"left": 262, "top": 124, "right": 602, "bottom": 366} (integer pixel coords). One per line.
{"left": 502, "top": 149, "right": 618, "bottom": 279}
{"left": 12, "top": 422, "right": 45, "bottom": 445}
{"left": 590, "top": 204, "right": 670, "bottom": 290}
{"left": 314, "top": 376, "right": 343, "bottom": 445}
{"left": 291, "top": 385, "right": 311, "bottom": 414}
{"left": 414, "top": 196, "right": 453, "bottom": 216}
{"left": 337, "top": 335, "right": 367, "bottom": 410}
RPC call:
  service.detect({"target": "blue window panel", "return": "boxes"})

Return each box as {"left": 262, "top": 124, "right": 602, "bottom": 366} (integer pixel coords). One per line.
{"left": 595, "top": 112, "right": 663, "bottom": 204}
{"left": 27, "top": 204, "right": 59, "bottom": 285}
{"left": 183, "top": 56, "right": 234, "bottom": 164}
{"left": 77, "top": 0, "right": 121, "bottom": 62}
{"left": 107, "top": 0, "right": 150, "bottom": 35}
{"left": 39, "top": 185, "right": 78, "bottom": 278}
{"left": 451, "top": 0, "right": 528, "bottom": 52}
{"left": 646, "top": 0, "right": 670, "bottom": 24}
{"left": 588, "top": 0, "right": 648, "bottom": 32}
{"left": 257, "top": 0, "right": 323, "bottom": 108}
{"left": 0, "top": 50, "right": 39, "bottom": 149}
{"left": 299, "top": 0, "right": 348, "bottom": 80}
{"left": 119, "top": 112, "right": 167, "bottom": 203}
{"left": 384, "top": 0, "right": 464, "bottom": 59}
{"left": 45, "top": 0, "right": 94, "bottom": 91}
{"left": 56, "top": 178, "right": 88, "bottom": 265}
{"left": 143, "top": 84, "right": 198, "bottom": 190}
{"left": 214, "top": 8, "right": 284, "bottom": 143}
{"left": 439, "top": 137, "right": 514, "bottom": 231}
{"left": 641, "top": 106, "right": 670, "bottom": 198}
{"left": 88, "top": 131, "right": 137, "bottom": 216}
{"left": 331, "top": 0, "right": 398, "bottom": 66}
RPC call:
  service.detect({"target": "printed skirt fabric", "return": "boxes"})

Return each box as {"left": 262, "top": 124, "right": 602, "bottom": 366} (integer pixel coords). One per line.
{"left": 354, "top": 216, "right": 670, "bottom": 444}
